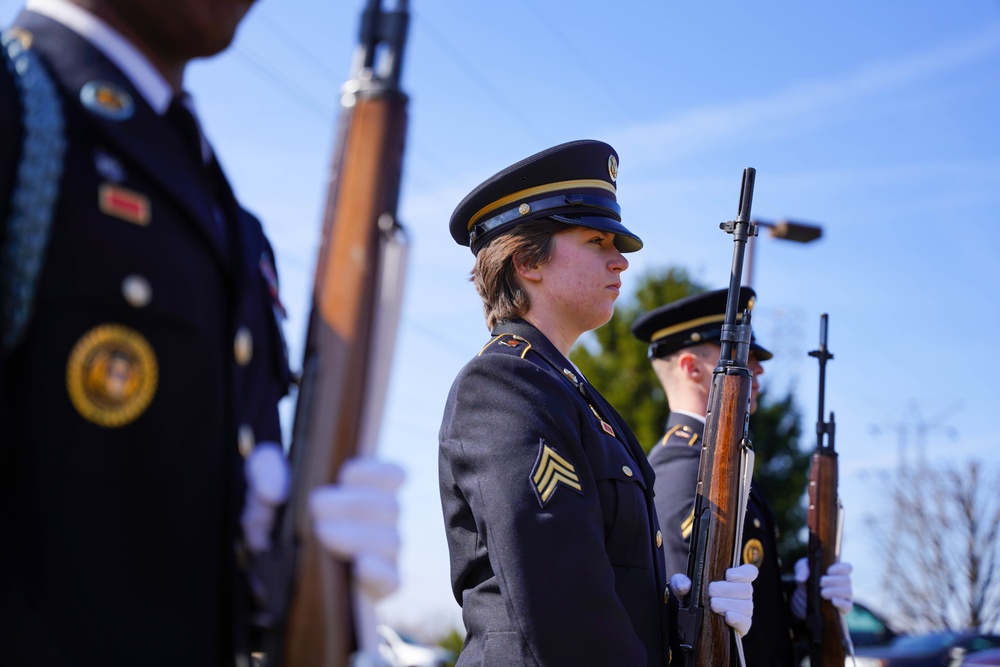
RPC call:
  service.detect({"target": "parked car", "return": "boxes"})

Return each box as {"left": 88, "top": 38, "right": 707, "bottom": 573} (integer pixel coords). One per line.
{"left": 848, "top": 601, "right": 899, "bottom": 648}
{"left": 378, "top": 624, "right": 456, "bottom": 667}
{"left": 960, "top": 647, "right": 1000, "bottom": 666}
{"left": 853, "top": 630, "right": 1000, "bottom": 666}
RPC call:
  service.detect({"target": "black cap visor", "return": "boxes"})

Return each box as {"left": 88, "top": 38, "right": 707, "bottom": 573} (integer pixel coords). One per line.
{"left": 549, "top": 214, "right": 643, "bottom": 253}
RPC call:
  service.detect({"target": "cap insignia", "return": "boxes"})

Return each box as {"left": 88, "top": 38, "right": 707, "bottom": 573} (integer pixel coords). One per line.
{"left": 608, "top": 154, "right": 618, "bottom": 182}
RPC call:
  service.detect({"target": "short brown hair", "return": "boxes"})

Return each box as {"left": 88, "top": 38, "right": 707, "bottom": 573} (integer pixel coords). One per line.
{"left": 472, "top": 219, "right": 574, "bottom": 331}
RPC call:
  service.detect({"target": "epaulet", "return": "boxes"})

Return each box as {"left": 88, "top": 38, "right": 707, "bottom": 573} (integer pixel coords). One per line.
{"left": 659, "top": 423, "right": 699, "bottom": 448}
{"left": 478, "top": 333, "right": 533, "bottom": 359}
{"left": 1, "top": 28, "right": 66, "bottom": 349}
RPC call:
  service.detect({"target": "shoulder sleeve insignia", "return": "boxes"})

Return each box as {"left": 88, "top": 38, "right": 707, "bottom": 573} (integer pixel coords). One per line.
{"left": 530, "top": 439, "right": 582, "bottom": 506}
{"left": 680, "top": 506, "right": 695, "bottom": 541}
{"left": 742, "top": 538, "right": 764, "bottom": 568}
{"left": 660, "top": 423, "right": 698, "bottom": 447}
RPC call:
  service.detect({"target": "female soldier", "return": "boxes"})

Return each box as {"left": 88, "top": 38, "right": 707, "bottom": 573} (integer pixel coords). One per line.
{"left": 438, "top": 140, "right": 756, "bottom": 666}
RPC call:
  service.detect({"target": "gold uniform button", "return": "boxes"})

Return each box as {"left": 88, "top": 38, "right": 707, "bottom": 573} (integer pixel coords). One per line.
{"left": 622, "top": 465, "right": 633, "bottom": 477}
{"left": 238, "top": 424, "right": 255, "bottom": 458}
{"left": 663, "top": 587, "right": 670, "bottom": 603}
{"left": 656, "top": 530, "right": 663, "bottom": 548}
{"left": 753, "top": 518, "right": 761, "bottom": 529}
{"left": 234, "top": 327, "right": 253, "bottom": 366}
{"left": 121, "top": 274, "right": 152, "bottom": 308}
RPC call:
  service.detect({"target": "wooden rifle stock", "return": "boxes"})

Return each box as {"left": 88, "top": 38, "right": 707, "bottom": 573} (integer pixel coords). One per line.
{"left": 806, "top": 314, "right": 850, "bottom": 666}
{"left": 276, "top": 1, "right": 410, "bottom": 665}
{"left": 677, "top": 168, "right": 758, "bottom": 667}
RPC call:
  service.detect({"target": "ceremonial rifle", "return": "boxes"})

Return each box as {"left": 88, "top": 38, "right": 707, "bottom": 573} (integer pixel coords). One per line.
{"left": 806, "top": 314, "right": 854, "bottom": 666}
{"left": 676, "top": 168, "right": 758, "bottom": 667}
{"left": 268, "top": 1, "right": 410, "bottom": 664}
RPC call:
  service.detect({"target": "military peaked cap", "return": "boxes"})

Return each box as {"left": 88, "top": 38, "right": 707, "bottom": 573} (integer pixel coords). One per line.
{"left": 631, "top": 286, "right": 773, "bottom": 360}
{"left": 449, "top": 139, "right": 643, "bottom": 254}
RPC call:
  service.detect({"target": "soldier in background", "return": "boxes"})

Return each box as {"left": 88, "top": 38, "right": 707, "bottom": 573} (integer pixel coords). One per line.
{"left": 0, "top": 1, "right": 402, "bottom": 665}
{"left": 632, "top": 287, "right": 854, "bottom": 666}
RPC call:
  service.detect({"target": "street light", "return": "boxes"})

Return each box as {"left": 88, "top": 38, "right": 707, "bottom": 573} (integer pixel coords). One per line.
{"left": 744, "top": 218, "right": 824, "bottom": 287}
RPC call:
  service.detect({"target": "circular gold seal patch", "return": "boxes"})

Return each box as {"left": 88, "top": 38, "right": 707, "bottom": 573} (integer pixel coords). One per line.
{"left": 66, "top": 324, "right": 158, "bottom": 427}
{"left": 742, "top": 538, "right": 764, "bottom": 568}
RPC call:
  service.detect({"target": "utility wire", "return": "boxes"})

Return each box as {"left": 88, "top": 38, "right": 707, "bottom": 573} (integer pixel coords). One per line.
{"left": 230, "top": 46, "right": 335, "bottom": 122}
{"left": 408, "top": 7, "right": 550, "bottom": 145}
{"left": 509, "top": 0, "right": 644, "bottom": 119}
{"left": 247, "top": 10, "right": 345, "bottom": 81}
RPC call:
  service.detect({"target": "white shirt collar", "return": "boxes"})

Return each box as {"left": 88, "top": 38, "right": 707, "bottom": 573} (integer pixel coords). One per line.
{"left": 25, "top": 0, "right": 174, "bottom": 114}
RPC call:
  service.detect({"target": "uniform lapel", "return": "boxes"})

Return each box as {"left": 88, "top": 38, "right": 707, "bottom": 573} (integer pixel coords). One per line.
{"left": 19, "top": 12, "right": 234, "bottom": 268}
{"left": 496, "top": 319, "right": 656, "bottom": 483}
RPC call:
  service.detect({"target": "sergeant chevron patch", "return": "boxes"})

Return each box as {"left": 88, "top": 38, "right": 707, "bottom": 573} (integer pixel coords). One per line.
{"left": 531, "top": 440, "right": 582, "bottom": 506}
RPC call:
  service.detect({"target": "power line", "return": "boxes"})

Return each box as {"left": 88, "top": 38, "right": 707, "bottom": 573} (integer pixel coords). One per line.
{"left": 230, "top": 46, "right": 335, "bottom": 122}
{"left": 508, "top": 0, "right": 644, "bottom": 119}
{"left": 247, "top": 10, "right": 344, "bottom": 81}
{"left": 408, "top": 7, "right": 550, "bottom": 144}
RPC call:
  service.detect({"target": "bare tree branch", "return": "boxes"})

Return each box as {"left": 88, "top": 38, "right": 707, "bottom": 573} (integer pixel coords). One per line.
{"left": 864, "top": 459, "right": 1000, "bottom": 633}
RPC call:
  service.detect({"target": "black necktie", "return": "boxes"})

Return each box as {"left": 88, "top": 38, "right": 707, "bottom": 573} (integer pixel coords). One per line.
{"left": 165, "top": 95, "right": 206, "bottom": 166}
{"left": 165, "top": 95, "right": 231, "bottom": 253}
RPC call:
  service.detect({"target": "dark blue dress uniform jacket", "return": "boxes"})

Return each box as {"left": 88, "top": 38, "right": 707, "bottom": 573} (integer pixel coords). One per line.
{"left": 649, "top": 412, "right": 795, "bottom": 666}
{"left": 0, "top": 12, "right": 291, "bottom": 667}
{"left": 439, "top": 319, "right": 672, "bottom": 666}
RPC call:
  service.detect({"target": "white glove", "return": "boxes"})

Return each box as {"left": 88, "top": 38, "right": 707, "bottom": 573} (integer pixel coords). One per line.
{"left": 791, "top": 557, "right": 854, "bottom": 618}
{"left": 821, "top": 561, "right": 854, "bottom": 614}
{"left": 791, "top": 557, "right": 810, "bottom": 619}
{"left": 668, "top": 566, "right": 757, "bottom": 637}
{"left": 669, "top": 572, "right": 692, "bottom": 600}
{"left": 310, "top": 457, "right": 406, "bottom": 600}
{"left": 241, "top": 442, "right": 290, "bottom": 554}
{"left": 707, "top": 563, "right": 757, "bottom": 637}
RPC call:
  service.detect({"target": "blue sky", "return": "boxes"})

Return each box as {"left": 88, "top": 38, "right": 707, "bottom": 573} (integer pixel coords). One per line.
{"left": 5, "top": 0, "right": 1000, "bottom": 638}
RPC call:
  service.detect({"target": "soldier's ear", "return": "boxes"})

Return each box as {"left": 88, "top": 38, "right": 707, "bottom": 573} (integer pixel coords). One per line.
{"left": 513, "top": 251, "right": 542, "bottom": 283}
{"left": 677, "top": 351, "right": 699, "bottom": 378}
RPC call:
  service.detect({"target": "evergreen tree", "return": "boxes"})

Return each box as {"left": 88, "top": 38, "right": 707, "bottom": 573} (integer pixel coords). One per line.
{"left": 571, "top": 266, "right": 705, "bottom": 450}
{"left": 748, "top": 388, "right": 809, "bottom": 562}
{"left": 571, "top": 266, "right": 809, "bottom": 565}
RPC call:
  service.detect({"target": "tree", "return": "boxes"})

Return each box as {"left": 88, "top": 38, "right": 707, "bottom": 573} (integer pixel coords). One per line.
{"left": 571, "top": 266, "right": 705, "bottom": 450}
{"left": 571, "top": 265, "right": 810, "bottom": 565}
{"left": 865, "top": 460, "right": 1000, "bottom": 633}
{"left": 748, "top": 388, "right": 808, "bottom": 562}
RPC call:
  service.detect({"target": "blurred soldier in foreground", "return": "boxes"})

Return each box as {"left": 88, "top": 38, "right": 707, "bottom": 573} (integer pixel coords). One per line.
{"left": 632, "top": 287, "right": 854, "bottom": 666}
{"left": 439, "top": 139, "right": 757, "bottom": 666}
{"left": 0, "top": 1, "right": 402, "bottom": 665}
